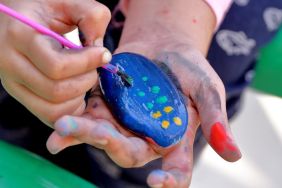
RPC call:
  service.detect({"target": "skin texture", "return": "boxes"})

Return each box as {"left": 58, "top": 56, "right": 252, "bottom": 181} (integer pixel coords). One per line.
{"left": 47, "top": 49, "right": 242, "bottom": 187}
{"left": 0, "top": 0, "right": 112, "bottom": 126}
{"left": 47, "top": 1, "right": 242, "bottom": 188}
{"left": 0, "top": 0, "right": 242, "bottom": 187}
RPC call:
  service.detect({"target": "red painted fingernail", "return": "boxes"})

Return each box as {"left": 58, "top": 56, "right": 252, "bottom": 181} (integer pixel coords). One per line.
{"left": 210, "top": 122, "right": 239, "bottom": 153}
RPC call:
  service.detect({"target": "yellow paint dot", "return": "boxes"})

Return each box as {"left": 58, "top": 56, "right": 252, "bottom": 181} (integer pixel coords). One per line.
{"left": 163, "top": 106, "right": 173, "bottom": 113}
{"left": 162, "top": 121, "right": 170, "bottom": 129}
{"left": 152, "top": 111, "right": 162, "bottom": 119}
{"left": 173, "top": 117, "right": 182, "bottom": 126}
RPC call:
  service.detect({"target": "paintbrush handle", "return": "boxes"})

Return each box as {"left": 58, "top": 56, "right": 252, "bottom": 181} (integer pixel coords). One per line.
{"left": 0, "top": 3, "right": 118, "bottom": 73}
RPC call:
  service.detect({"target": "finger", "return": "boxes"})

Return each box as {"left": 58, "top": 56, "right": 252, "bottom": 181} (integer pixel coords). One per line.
{"left": 62, "top": 0, "right": 111, "bottom": 46}
{"left": 51, "top": 116, "right": 159, "bottom": 168}
{"left": 1, "top": 79, "right": 86, "bottom": 126}
{"left": 147, "top": 104, "right": 197, "bottom": 188}
{"left": 191, "top": 78, "right": 242, "bottom": 162}
{"left": 147, "top": 141, "right": 193, "bottom": 188}
{"left": 158, "top": 51, "right": 241, "bottom": 162}
{"left": 46, "top": 131, "right": 82, "bottom": 154}
{"left": 21, "top": 35, "right": 111, "bottom": 80}
{"left": 147, "top": 140, "right": 192, "bottom": 188}
{"left": 84, "top": 95, "right": 134, "bottom": 137}
{"left": 6, "top": 1, "right": 112, "bottom": 79}
{"left": 5, "top": 50, "right": 98, "bottom": 103}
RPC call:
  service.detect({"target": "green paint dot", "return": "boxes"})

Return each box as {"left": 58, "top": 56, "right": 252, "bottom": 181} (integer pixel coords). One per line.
{"left": 156, "top": 96, "right": 168, "bottom": 104}
{"left": 146, "top": 102, "right": 154, "bottom": 109}
{"left": 142, "top": 76, "right": 148, "bottom": 81}
{"left": 138, "top": 91, "right": 145, "bottom": 97}
{"left": 151, "top": 86, "right": 160, "bottom": 94}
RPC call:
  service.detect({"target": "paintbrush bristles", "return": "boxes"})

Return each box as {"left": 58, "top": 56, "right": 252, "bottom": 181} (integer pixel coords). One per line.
{"left": 117, "top": 70, "right": 133, "bottom": 87}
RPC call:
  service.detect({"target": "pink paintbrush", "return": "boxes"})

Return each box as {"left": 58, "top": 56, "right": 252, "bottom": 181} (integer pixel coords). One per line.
{"left": 0, "top": 3, "right": 132, "bottom": 86}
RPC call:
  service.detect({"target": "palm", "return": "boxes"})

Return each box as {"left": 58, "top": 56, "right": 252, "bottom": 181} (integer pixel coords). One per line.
{"left": 47, "top": 45, "right": 241, "bottom": 188}
{"left": 84, "top": 82, "right": 198, "bottom": 166}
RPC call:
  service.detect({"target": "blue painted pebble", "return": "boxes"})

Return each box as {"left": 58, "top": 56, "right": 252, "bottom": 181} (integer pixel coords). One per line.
{"left": 99, "top": 52, "right": 188, "bottom": 147}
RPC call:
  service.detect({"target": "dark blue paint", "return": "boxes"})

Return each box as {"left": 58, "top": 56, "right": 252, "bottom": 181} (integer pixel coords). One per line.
{"left": 99, "top": 53, "right": 188, "bottom": 147}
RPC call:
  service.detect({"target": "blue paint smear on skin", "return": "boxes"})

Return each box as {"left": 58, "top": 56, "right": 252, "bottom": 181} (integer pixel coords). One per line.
{"left": 58, "top": 117, "right": 78, "bottom": 136}
{"left": 104, "top": 125, "right": 120, "bottom": 138}
{"left": 68, "top": 117, "right": 78, "bottom": 130}
{"left": 151, "top": 170, "right": 167, "bottom": 179}
{"left": 99, "top": 53, "right": 188, "bottom": 147}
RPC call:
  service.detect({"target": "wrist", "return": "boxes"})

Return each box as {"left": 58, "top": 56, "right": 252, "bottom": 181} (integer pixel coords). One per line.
{"left": 116, "top": 38, "right": 196, "bottom": 64}
{"left": 119, "top": 0, "right": 216, "bottom": 55}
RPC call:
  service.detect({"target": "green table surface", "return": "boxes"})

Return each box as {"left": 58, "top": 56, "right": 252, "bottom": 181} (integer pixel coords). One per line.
{"left": 0, "top": 141, "right": 96, "bottom": 188}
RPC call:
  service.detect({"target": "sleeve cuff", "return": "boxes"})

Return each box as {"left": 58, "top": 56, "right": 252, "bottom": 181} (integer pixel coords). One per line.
{"left": 204, "top": 0, "right": 233, "bottom": 30}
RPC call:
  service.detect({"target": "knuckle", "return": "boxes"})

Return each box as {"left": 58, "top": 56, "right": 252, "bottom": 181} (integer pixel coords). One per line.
{"left": 93, "top": 5, "right": 111, "bottom": 22}
{"left": 195, "top": 79, "right": 224, "bottom": 110}
{"left": 205, "top": 77, "right": 225, "bottom": 97}
{"left": 45, "top": 57, "right": 65, "bottom": 80}
{"left": 47, "top": 81, "right": 66, "bottom": 103}
{"left": 198, "top": 76, "right": 222, "bottom": 93}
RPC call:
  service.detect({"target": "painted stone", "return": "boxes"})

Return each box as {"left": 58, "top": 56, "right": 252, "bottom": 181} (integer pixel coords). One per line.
{"left": 99, "top": 52, "right": 188, "bottom": 147}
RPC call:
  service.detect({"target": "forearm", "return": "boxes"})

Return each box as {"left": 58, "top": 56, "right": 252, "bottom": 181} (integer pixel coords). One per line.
{"left": 119, "top": 0, "right": 216, "bottom": 55}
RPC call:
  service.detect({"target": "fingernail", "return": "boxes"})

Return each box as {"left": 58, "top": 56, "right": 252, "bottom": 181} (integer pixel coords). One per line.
{"left": 56, "top": 117, "right": 78, "bottom": 137}
{"left": 152, "top": 170, "right": 167, "bottom": 181}
{"left": 210, "top": 122, "right": 239, "bottom": 153}
{"left": 149, "top": 170, "right": 167, "bottom": 187}
{"left": 49, "top": 147, "right": 61, "bottom": 155}
{"left": 102, "top": 50, "right": 112, "bottom": 64}
{"left": 93, "top": 38, "right": 104, "bottom": 47}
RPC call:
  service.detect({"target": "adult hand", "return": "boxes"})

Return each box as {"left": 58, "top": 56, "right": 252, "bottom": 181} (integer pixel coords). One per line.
{"left": 0, "top": 0, "right": 111, "bottom": 126}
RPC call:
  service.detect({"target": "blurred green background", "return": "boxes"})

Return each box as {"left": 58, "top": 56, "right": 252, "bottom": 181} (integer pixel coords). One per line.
{"left": 0, "top": 141, "right": 96, "bottom": 188}
{"left": 252, "top": 27, "right": 282, "bottom": 97}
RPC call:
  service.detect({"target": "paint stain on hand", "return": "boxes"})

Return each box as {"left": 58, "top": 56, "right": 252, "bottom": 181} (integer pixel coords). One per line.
{"left": 210, "top": 122, "right": 238, "bottom": 153}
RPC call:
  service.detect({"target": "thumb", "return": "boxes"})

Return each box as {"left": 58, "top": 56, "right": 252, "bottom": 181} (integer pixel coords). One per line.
{"left": 191, "top": 80, "right": 242, "bottom": 162}
{"left": 46, "top": 131, "right": 82, "bottom": 154}
{"left": 61, "top": 0, "right": 111, "bottom": 46}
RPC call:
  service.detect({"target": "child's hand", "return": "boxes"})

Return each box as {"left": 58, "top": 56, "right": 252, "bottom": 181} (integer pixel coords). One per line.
{"left": 47, "top": 40, "right": 241, "bottom": 188}
{"left": 117, "top": 41, "right": 242, "bottom": 187}
{"left": 0, "top": 0, "right": 111, "bottom": 126}
{"left": 47, "top": 90, "right": 162, "bottom": 167}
